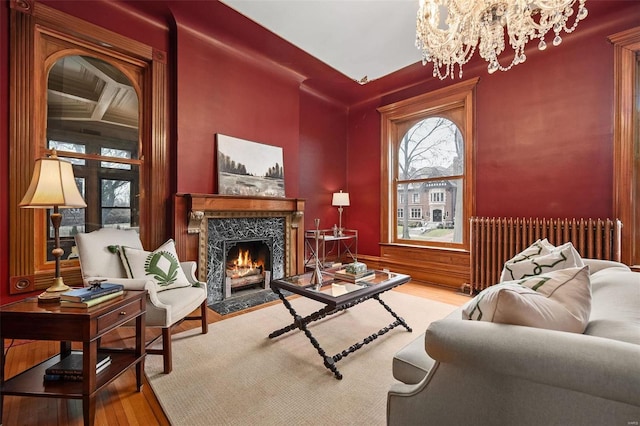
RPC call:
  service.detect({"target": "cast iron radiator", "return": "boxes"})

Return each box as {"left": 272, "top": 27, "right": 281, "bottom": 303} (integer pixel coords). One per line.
{"left": 469, "top": 217, "right": 622, "bottom": 292}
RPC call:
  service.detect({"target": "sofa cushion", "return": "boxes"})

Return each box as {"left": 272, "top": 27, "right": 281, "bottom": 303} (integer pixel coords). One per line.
{"left": 119, "top": 239, "right": 193, "bottom": 292}
{"left": 463, "top": 266, "right": 591, "bottom": 333}
{"left": 501, "top": 241, "right": 584, "bottom": 281}
{"left": 392, "top": 332, "right": 435, "bottom": 384}
{"left": 584, "top": 268, "right": 640, "bottom": 344}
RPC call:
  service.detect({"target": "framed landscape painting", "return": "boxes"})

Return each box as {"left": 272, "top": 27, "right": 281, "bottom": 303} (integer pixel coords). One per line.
{"left": 216, "top": 134, "right": 285, "bottom": 197}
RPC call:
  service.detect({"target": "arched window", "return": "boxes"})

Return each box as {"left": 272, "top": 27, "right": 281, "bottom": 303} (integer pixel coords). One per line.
{"left": 379, "top": 78, "right": 477, "bottom": 250}
{"left": 396, "top": 117, "right": 463, "bottom": 242}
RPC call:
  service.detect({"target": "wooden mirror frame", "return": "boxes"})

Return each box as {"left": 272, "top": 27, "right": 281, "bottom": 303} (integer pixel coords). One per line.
{"left": 9, "top": 0, "right": 168, "bottom": 294}
{"left": 610, "top": 26, "right": 640, "bottom": 267}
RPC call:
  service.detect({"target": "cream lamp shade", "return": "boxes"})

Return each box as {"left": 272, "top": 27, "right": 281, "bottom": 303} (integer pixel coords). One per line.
{"left": 332, "top": 191, "right": 350, "bottom": 207}
{"left": 19, "top": 153, "right": 87, "bottom": 209}
{"left": 332, "top": 190, "right": 350, "bottom": 236}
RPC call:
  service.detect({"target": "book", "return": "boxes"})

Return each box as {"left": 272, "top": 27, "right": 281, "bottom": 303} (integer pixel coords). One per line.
{"left": 43, "top": 361, "right": 111, "bottom": 382}
{"left": 59, "top": 290, "right": 124, "bottom": 308}
{"left": 46, "top": 351, "right": 111, "bottom": 376}
{"left": 96, "top": 359, "right": 111, "bottom": 375}
{"left": 60, "top": 283, "right": 125, "bottom": 302}
{"left": 43, "top": 373, "right": 83, "bottom": 382}
{"left": 333, "top": 269, "right": 376, "bottom": 283}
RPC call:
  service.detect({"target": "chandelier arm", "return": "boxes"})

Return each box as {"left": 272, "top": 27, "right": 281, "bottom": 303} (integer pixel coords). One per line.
{"left": 416, "top": 0, "right": 588, "bottom": 80}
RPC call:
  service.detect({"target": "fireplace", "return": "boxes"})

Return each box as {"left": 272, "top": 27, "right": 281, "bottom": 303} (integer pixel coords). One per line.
{"left": 185, "top": 194, "right": 305, "bottom": 304}
{"left": 206, "top": 216, "right": 284, "bottom": 302}
{"left": 224, "top": 238, "right": 271, "bottom": 298}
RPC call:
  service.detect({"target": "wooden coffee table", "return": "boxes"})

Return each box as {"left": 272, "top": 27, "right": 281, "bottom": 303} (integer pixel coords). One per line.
{"left": 269, "top": 270, "right": 411, "bottom": 379}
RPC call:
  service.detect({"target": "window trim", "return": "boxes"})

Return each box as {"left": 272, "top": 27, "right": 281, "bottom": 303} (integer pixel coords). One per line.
{"left": 378, "top": 78, "right": 478, "bottom": 250}
{"left": 609, "top": 26, "right": 640, "bottom": 267}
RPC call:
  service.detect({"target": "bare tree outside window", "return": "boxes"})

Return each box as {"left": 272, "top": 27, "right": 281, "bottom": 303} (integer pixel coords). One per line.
{"left": 397, "top": 117, "right": 464, "bottom": 243}
{"left": 101, "top": 147, "right": 132, "bottom": 170}
{"left": 102, "top": 179, "right": 132, "bottom": 229}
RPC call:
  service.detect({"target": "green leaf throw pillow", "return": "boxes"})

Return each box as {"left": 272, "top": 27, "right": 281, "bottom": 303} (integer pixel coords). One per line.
{"left": 463, "top": 266, "right": 591, "bottom": 333}
{"left": 119, "top": 239, "right": 192, "bottom": 292}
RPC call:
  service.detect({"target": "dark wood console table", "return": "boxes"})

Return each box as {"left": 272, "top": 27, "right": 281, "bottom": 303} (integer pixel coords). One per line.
{"left": 0, "top": 290, "right": 146, "bottom": 426}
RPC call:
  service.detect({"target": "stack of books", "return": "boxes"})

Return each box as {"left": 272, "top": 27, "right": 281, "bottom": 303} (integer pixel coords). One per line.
{"left": 43, "top": 351, "right": 111, "bottom": 382}
{"left": 333, "top": 268, "right": 376, "bottom": 283}
{"left": 60, "top": 283, "right": 125, "bottom": 308}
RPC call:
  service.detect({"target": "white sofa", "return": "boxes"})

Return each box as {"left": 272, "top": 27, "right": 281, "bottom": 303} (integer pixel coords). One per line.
{"left": 388, "top": 259, "right": 640, "bottom": 425}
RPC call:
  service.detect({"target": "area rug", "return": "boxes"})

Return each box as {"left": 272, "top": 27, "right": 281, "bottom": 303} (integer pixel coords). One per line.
{"left": 145, "top": 290, "right": 458, "bottom": 425}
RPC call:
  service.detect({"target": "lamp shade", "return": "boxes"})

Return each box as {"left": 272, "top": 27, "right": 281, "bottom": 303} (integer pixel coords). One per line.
{"left": 332, "top": 191, "right": 350, "bottom": 207}
{"left": 19, "top": 154, "right": 86, "bottom": 209}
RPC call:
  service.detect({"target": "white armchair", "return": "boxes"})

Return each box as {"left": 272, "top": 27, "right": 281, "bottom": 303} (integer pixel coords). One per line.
{"left": 74, "top": 228, "right": 208, "bottom": 374}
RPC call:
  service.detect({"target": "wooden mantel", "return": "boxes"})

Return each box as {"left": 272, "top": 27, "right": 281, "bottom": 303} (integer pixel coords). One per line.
{"left": 186, "top": 194, "right": 305, "bottom": 228}
{"left": 183, "top": 194, "right": 306, "bottom": 276}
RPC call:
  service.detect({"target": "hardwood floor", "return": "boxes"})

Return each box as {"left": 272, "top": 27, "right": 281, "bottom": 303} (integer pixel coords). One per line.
{"left": 1, "top": 281, "right": 470, "bottom": 425}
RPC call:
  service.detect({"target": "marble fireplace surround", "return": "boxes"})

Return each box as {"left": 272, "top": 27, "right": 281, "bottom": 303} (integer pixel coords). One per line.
{"left": 185, "top": 194, "right": 305, "bottom": 304}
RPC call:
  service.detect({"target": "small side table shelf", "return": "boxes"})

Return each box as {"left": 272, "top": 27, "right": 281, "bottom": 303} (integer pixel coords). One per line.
{"left": 0, "top": 290, "right": 146, "bottom": 426}
{"left": 305, "top": 229, "right": 358, "bottom": 269}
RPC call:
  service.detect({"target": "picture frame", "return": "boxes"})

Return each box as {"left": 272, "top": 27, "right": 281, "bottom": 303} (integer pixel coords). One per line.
{"left": 216, "top": 134, "right": 285, "bottom": 198}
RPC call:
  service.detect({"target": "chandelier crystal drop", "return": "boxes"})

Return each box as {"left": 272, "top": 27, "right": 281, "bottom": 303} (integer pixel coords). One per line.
{"left": 416, "top": 0, "right": 588, "bottom": 79}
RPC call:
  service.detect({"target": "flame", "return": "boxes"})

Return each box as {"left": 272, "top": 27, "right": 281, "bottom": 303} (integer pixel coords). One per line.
{"left": 232, "top": 249, "right": 256, "bottom": 277}
{"left": 237, "top": 249, "right": 251, "bottom": 267}
{"left": 227, "top": 247, "right": 266, "bottom": 279}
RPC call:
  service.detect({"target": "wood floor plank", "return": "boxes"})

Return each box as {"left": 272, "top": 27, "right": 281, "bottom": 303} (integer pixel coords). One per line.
{"left": 1, "top": 281, "right": 466, "bottom": 425}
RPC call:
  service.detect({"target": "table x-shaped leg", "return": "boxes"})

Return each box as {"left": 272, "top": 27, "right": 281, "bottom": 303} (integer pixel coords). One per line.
{"left": 268, "top": 287, "right": 412, "bottom": 379}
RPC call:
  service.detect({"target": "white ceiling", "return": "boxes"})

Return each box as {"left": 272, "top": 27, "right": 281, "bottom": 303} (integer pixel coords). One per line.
{"left": 220, "top": 0, "right": 422, "bottom": 83}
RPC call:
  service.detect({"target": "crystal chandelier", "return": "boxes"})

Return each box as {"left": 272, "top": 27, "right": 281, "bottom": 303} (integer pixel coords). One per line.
{"left": 416, "top": 0, "right": 588, "bottom": 79}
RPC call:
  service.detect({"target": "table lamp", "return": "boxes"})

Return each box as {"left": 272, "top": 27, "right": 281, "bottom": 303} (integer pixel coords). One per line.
{"left": 19, "top": 150, "right": 87, "bottom": 301}
{"left": 332, "top": 190, "right": 350, "bottom": 237}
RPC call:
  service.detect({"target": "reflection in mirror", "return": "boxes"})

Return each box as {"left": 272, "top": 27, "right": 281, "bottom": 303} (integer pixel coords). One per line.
{"left": 46, "top": 55, "right": 140, "bottom": 260}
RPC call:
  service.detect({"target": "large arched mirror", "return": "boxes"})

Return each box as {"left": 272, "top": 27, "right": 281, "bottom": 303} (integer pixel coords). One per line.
{"left": 45, "top": 55, "right": 141, "bottom": 261}
{"left": 9, "top": 1, "right": 168, "bottom": 294}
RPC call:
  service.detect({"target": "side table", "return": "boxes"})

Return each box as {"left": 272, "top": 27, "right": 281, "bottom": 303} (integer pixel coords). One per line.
{"left": 0, "top": 290, "right": 146, "bottom": 426}
{"left": 304, "top": 228, "right": 358, "bottom": 269}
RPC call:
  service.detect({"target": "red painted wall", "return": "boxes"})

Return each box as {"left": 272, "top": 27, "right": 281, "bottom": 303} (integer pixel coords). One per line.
{"left": 346, "top": 99, "right": 384, "bottom": 255}
{"left": 347, "top": 3, "right": 640, "bottom": 256}
{"left": 39, "top": 0, "right": 170, "bottom": 50}
{"left": 173, "top": 21, "right": 302, "bottom": 196}
{"left": 474, "top": 27, "right": 614, "bottom": 219}
{"left": 298, "top": 89, "right": 348, "bottom": 231}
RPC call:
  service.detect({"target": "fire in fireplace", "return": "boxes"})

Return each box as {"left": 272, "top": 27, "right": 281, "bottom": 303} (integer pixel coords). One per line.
{"left": 224, "top": 239, "right": 271, "bottom": 298}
